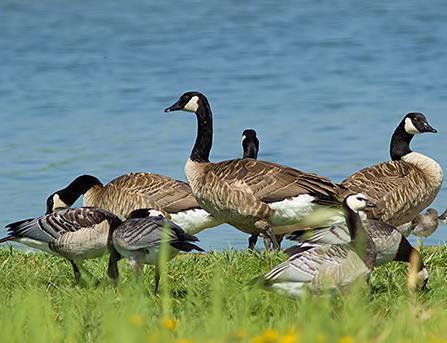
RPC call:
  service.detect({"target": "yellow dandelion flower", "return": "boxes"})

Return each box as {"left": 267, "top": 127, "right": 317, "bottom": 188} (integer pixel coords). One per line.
{"left": 130, "top": 314, "right": 144, "bottom": 328}
{"left": 279, "top": 333, "right": 298, "bottom": 343}
{"left": 338, "top": 336, "right": 354, "bottom": 343}
{"left": 251, "top": 328, "right": 279, "bottom": 343}
{"left": 160, "top": 317, "right": 177, "bottom": 331}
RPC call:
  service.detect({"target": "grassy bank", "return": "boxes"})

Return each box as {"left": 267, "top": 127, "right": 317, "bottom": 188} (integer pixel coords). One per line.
{"left": 1, "top": 246, "right": 447, "bottom": 343}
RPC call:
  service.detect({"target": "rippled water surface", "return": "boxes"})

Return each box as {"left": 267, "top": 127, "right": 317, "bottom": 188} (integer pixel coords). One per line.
{"left": 1, "top": 0, "right": 447, "bottom": 249}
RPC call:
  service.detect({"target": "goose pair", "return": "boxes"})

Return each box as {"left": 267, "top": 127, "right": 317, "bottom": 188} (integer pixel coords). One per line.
{"left": 255, "top": 193, "right": 428, "bottom": 297}
{"left": 45, "top": 129, "right": 261, "bottom": 243}
{"left": 165, "top": 92, "right": 342, "bottom": 249}
{"left": 1, "top": 207, "right": 203, "bottom": 289}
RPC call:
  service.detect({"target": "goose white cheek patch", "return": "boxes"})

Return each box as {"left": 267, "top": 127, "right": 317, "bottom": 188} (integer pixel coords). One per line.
{"left": 184, "top": 96, "right": 199, "bottom": 112}
{"left": 346, "top": 194, "right": 368, "bottom": 212}
{"left": 148, "top": 209, "right": 164, "bottom": 217}
{"left": 404, "top": 117, "right": 420, "bottom": 135}
{"left": 53, "top": 194, "right": 69, "bottom": 211}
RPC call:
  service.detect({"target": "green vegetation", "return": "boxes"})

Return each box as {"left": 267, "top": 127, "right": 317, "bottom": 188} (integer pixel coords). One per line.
{"left": 1, "top": 246, "right": 447, "bottom": 343}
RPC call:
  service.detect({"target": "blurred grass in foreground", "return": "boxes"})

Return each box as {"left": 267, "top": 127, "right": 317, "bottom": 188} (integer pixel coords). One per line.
{"left": 1, "top": 246, "right": 447, "bottom": 343}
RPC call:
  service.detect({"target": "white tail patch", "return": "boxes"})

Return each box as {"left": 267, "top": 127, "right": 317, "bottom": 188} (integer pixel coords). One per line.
{"left": 184, "top": 96, "right": 199, "bottom": 112}
{"left": 171, "top": 209, "right": 222, "bottom": 235}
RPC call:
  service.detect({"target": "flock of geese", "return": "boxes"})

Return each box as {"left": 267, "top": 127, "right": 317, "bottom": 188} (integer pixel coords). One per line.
{"left": 1, "top": 91, "right": 446, "bottom": 296}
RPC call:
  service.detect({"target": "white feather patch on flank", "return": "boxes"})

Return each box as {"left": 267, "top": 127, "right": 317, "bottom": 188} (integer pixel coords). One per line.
{"left": 269, "top": 194, "right": 316, "bottom": 226}
{"left": 184, "top": 96, "right": 199, "bottom": 112}
{"left": 404, "top": 117, "right": 420, "bottom": 135}
{"left": 402, "top": 152, "right": 444, "bottom": 187}
{"left": 241, "top": 135, "right": 247, "bottom": 143}
{"left": 148, "top": 209, "right": 165, "bottom": 217}
{"left": 270, "top": 282, "right": 306, "bottom": 297}
{"left": 171, "top": 209, "right": 223, "bottom": 235}
{"left": 53, "top": 194, "right": 69, "bottom": 211}
{"left": 16, "top": 238, "right": 55, "bottom": 254}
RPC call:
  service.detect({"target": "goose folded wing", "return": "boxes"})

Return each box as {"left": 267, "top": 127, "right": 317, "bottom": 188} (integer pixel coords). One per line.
{"left": 114, "top": 217, "right": 184, "bottom": 250}
{"left": 207, "top": 159, "right": 340, "bottom": 204}
{"left": 340, "top": 161, "right": 418, "bottom": 219}
{"left": 107, "top": 173, "right": 200, "bottom": 213}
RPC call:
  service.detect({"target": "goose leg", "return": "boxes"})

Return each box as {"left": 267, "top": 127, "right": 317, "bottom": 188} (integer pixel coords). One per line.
{"left": 154, "top": 266, "right": 160, "bottom": 293}
{"left": 70, "top": 260, "right": 82, "bottom": 284}
{"left": 255, "top": 220, "right": 280, "bottom": 250}
{"left": 107, "top": 250, "right": 121, "bottom": 287}
{"left": 75, "top": 262, "right": 99, "bottom": 287}
{"left": 248, "top": 234, "right": 258, "bottom": 250}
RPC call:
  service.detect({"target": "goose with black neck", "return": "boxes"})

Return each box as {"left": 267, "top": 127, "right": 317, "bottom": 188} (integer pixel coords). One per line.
{"left": 165, "top": 91, "right": 342, "bottom": 249}
{"left": 341, "top": 112, "right": 442, "bottom": 227}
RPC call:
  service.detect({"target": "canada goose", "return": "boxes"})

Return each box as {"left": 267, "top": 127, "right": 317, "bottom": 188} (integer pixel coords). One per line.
{"left": 0, "top": 207, "right": 122, "bottom": 284}
{"left": 242, "top": 129, "right": 259, "bottom": 159}
{"left": 46, "top": 173, "right": 222, "bottom": 235}
{"left": 107, "top": 208, "right": 204, "bottom": 291}
{"left": 240, "top": 129, "right": 284, "bottom": 250}
{"left": 400, "top": 208, "right": 444, "bottom": 238}
{"left": 340, "top": 112, "right": 442, "bottom": 227}
{"left": 288, "top": 217, "right": 429, "bottom": 288}
{"left": 252, "top": 194, "right": 377, "bottom": 297}
{"left": 164, "top": 91, "right": 341, "bottom": 249}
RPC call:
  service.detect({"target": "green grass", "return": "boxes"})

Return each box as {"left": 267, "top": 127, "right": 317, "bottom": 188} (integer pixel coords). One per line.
{"left": 1, "top": 246, "right": 447, "bottom": 343}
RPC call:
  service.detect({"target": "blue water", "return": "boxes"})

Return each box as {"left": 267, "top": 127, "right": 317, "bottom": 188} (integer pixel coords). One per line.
{"left": 1, "top": 0, "right": 446, "bottom": 249}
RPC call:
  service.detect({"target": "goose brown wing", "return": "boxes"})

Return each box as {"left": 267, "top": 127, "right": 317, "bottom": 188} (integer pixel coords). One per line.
{"left": 106, "top": 173, "right": 199, "bottom": 213}
{"left": 206, "top": 159, "right": 340, "bottom": 204}
{"left": 340, "top": 161, "right": 419, "bottom": 222}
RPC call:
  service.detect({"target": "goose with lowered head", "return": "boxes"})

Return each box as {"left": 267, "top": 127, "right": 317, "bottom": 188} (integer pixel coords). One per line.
{"left": 164, "top": 91, "right": 341, "bottom": 248}
{"left": 340, "top": 112, "right": 442, "bottom": 227}
{"left": 46, "top": 173, "right": 222, "bottom": 235}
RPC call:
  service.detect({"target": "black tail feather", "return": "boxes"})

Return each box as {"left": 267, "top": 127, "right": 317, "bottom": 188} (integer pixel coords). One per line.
{"left": 170, "top": 241, "right": 204, "bottom": 252}
{"left": 5, "top": 218, "right": 34, "bottom": 231}
{"left": 0, "top": 235, "right": 13, "bottom": 244}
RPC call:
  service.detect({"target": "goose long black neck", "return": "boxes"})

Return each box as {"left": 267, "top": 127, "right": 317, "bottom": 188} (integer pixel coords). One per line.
{"left": 191, "top": 98, "right": 213, "bottom": 163}
{"left": 390, "top": 119, "right": 414, "bottom": 160}
{"left": 344, "top": 205, "right": 375, "bottom": 268}
{"left": 395, "top": 238, "right": 425, "bottom": 272}
{"left": 60, "top": 175, "right": 103, "bottom": 205}
{"left": 243, "top": 140, "right": 259, "bottom": 159}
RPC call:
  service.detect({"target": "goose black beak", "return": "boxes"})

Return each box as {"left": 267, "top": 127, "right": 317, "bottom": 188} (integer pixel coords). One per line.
{"left": 164, "top": 101, "right": 182, "bottom": 113}
{"left": 422, "top": 122, "right": 437, "bottom": 133}
{"left": 366, "top": 201, "right": 377, "bottom": 208}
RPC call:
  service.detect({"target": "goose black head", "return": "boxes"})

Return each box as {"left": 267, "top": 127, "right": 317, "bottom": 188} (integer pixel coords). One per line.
{"left": 344, "top": 193, "right": 376, "bottom": 213}
{"left": 242, "top": 129, "right": 259, "bottom": 159}
{"left": 403, "top": 113, "right": 437, "bottom": 135}
{"left": 164, "top": 91, "right": 208, "bottom": 113}
{"left": 127, "top": 208, "right": 166, "bottom": 219}
{"left": 45, "top": 175, "right": 102, "bottom": 214}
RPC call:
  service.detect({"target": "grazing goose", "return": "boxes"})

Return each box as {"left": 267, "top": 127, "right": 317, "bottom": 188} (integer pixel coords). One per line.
{"left": 107, "top": 208, "right": 204, "bottom": 291}
{"left": 164, "top": 91, "right": 341, "bottom": 249}
{"left": 399, "top": 208, "right": 445, "bottom": 238}
{"left": 288, "top": 217, "right": 429, "bottom": 288}
{"left": 0, "top": 207, "right": 122, "bottom": 284}
{"left": 46, "top": 173, "right": 222, "bottom": 235}
{"left": 340, "top": 113, "right": 442, "bottom": 227}
{"left": 252, "top": 194, "right": 377, "bottom": 297}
